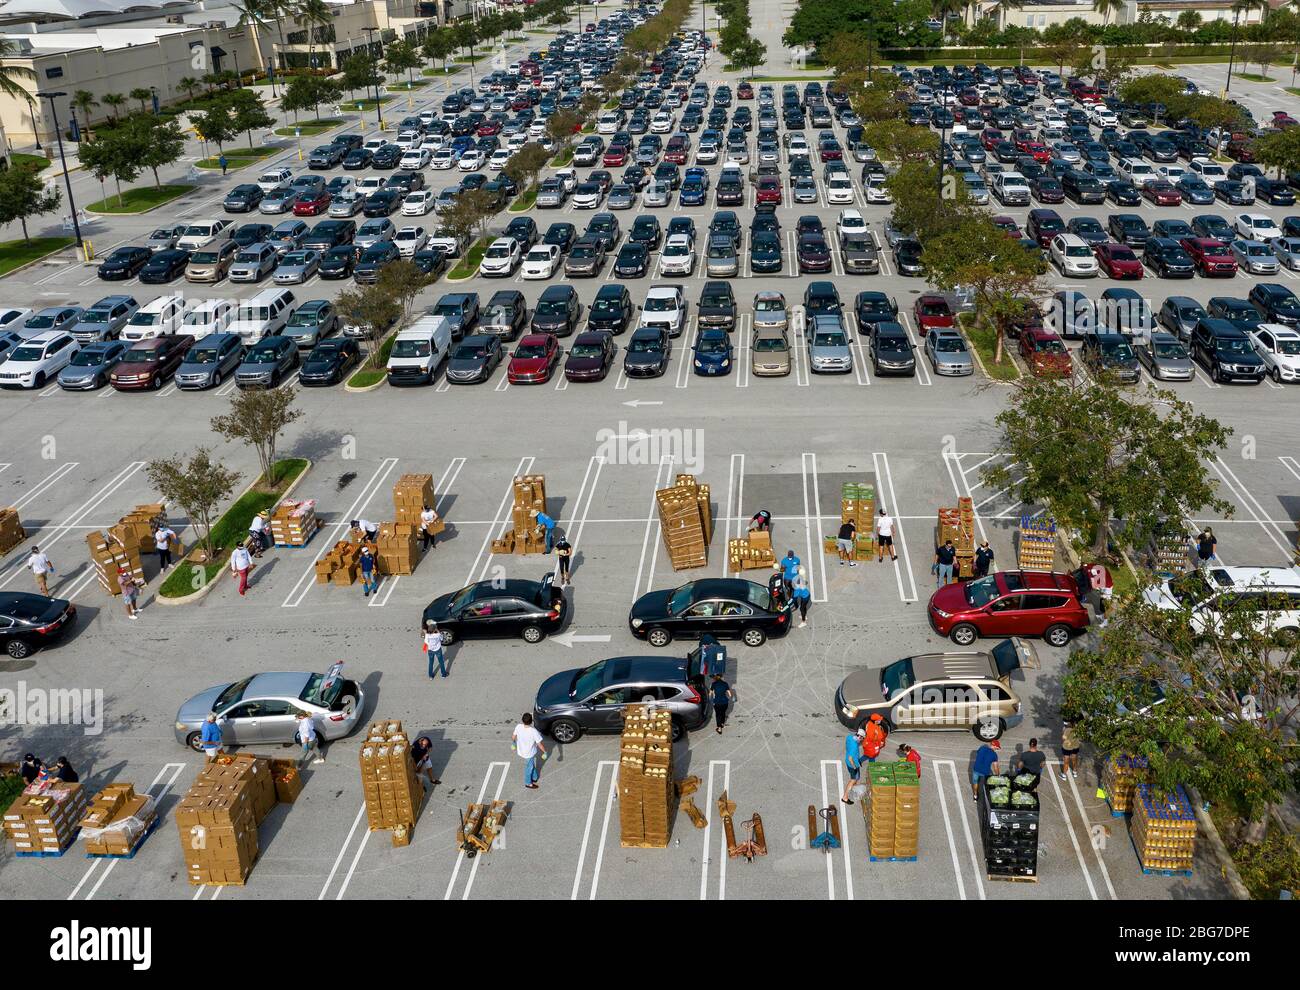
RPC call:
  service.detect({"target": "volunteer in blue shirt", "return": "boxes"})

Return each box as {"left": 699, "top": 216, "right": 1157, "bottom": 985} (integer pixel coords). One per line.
{"left": 534, "top": 509, "right": 557, "bottom": 553}
{"left": 200, "top": 713, "right": 224, "bottom": 763}
{"left": 781, "top": 549, "right": 800, "bottom": 596}
{"left": 710, "top": 674, "right": 733, "bottom": 734}
{"left": 840, "top": 728, "right": 864, "bottom": 805}
{"left": 971, "top": 738, "right": 1001, "bottom": 801}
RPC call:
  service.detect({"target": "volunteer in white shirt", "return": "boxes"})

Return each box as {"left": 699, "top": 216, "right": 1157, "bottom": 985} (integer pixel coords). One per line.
{"left": 420, "top": 504, "right": 439, "bottom": 551}
{"left": 153, "top": 525, "right": 177, "bottom": 570}
{"left": 26, "top": 546, "right": 54, "bottom": 596}
{"left": 423, "top": 620, "right": 448, "bottom": 678}
{"left": 230, "top": 542, "right": 253, "bottom": 597}
{"left": 352, "top": 518, "right": 378, "bottom": 543}
{"left": 512, "top": 713, "right": 546, "bottom": 789}
{"left": 296, "top": 711, "right": 324, "bottom": 765}
{"left": 248, "top": 511, "right": 269, "bottom": 552}
{"left": 875, "top": 508, "right": 897, "bottom": 563}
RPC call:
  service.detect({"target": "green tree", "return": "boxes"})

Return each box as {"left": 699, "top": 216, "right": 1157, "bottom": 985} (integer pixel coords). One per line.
{"left": 0, "top": 163, "right": 60, "bottom": 242}
{"left": 280, "top": 73, "right": 340, "bottom": 122}
{"left": 145, "top": 448, "right": 239, "bottom": 562}
{"left": 127, "top": 114, "right": 187, "bottom": 188}
{"left": 503, "top": 142, "right": 550, "bottom": 199}
{"left": 70, "top": 90, "right": 99, "bottom": 137}
{"left": 546, "top": 108, "right": 582, "bottom": 146}
{"left": 129, "top": 87, "right": 153, "bottom": 114}
{"left": 1177, "top": 9, "right": 1203, "bottom": 31}
{"left": 229, "top": 0, "right": 271, "bottom": 75}
{"left": 382, "top": 39, "right": 422, "bottom": 90}
{"left": 421, "top": 28, "right": 457, "bottom": 75}
{"left": 1041, "top": 37, "right": 1089, "bottom": 79}
{"left": 227, "top": 89, "right": 274, "bottom": 150}
{"left": 1253, "top": 125, "right": 1300, "bottom": 176}
{"left": 101, "top": 92, "right": 126, "bottom": 123}
{"left": 191, "top": 101, "right": 238, "bottom": 154}
{"left": 333, "top": 282, "right": 402, "bottom": 361}
{"left": 1094, "top": 0, "right": 1126, "bottom": 27}
{"left": 210, "top": 386, "right": 305, "bottom": 485}
{"left": 727, "top": 37, "right": 767, "bottom": 79}
{"left": 78, "top": 127, "right": 143, "bottom": 206}
{"left": 455, "top": 21, "right": 480, "bottom": 83}
{"left": 1254, "top": 41, "right": 1286, "bottom": 76}
{"left": 1063, "top": 593, "right": 1299, "bottom": 845}
{"left": 984, "top": 374, "right": 1234, "bottom": 557}
{"left": 177, "top": 76, "right": 202, "bottom": 103}
{"left": 441, "top": 187, "right": 496, "bottom": 251}
{"left": 340, "top": 52, "right": 381, "bottom": 101}
{"left": 864, "top": 119, "right": 938, "bottom": 165}
{"left": 0, "top": 38, "right": 34, "bottom": 107}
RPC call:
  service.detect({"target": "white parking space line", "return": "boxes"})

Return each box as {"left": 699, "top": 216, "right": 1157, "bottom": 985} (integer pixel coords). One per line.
{"left": 634, "top": 456, "right": 675, "bottom": 599}
{"left": 1062, "top": 764, "right": 1117, "bottom": 899}
{"left": 801, "top": 452, "right": 829, "bottom": 603}
{"left": 872, "top": 452, "right": 918, "bottom": 603}
{"left": 932, "top": 759, "right": 968, "bottom": 900}
{"left": 318, "top": 802, "right": 369, "bottom": 900}
{"left": 699, "top": 759, "right": 731, "bottom": 901}
{"left": 446, "top": 761, "right": 510, "bottom": 900}
{"left": 719, "top": 453, "right": 744, "bottom": 578}
{"left": 785, "top": 230, "right": 798, "bottom": 278}
{"left": 469, "top": 455, "right": 535, "bottom": 585}
{"left": 1279, "top": 455, "right": 1300, "bottom": 483}
{"left": 791, "top": 308, "right": 809, "bottom": 387}
{"left": 818, "top": 760, "right": 855, "bottom": 899}
{"left": 1208, "top": 456, "right": 1294, "bottom": 560}
{"left": 674, "top": 317, "right": 694, "bottom": 389}
{"left": 735, "top": 313, "right": 750, "bottom": 388}
{"left": 9, "top": 461, "right": 78, "bottom": 512}
{"left": 1043, "top": 762, "right": 1100, "bottom": 900}
{"left": 281, "top": 456, "right": 399, "bottom": 607}
{"left": 939, "top": 759, "right": 986, "bottom": 900}
{"left": 899, "top": 313, "right": 933, "bottom": 386}
{"left": 943, "top": 453, "right": 990, "bottom": 544}
{"left": 570, "top": 760, "right": 618, "bottom": 900}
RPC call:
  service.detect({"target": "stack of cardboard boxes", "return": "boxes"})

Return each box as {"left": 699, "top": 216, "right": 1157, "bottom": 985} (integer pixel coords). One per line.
{"left": 1131, "top": 784, "right": 1196, "bottom": 875}
{"left": 1017, "top": 515, "right": 1057, "bottom": 571}
{"left": 359, "top": 720, "right": 424, "bottom": 847}
{"left": 937, "top": 496, "right": 976, "bottom": 578}
{"left": 825, "top": 483, "right": 876, "bottom": 560}
{"left": 656, "top": 474, "right": 712, "bottom": 570}
{"left": 1102, "top": 755, "right": 1149, "bottom": 816}
{"left": 727, "top": 528, "right": 775, "bottom": 572}
{"left": 0, "top": 506, "right": 25, "bottom": 556}
{"left": 492, "top": 475, "right": 548, "bottom": 555}
{"left": 373, "top": 522, "right": 418, "bottom": 576}
{"left": 864, "top": 761, "right": 920, "bottom": 861}
{"left": 79, "top": 783, "right": 158, "bottom": 856}
{"left": 3, "top": 782, "right": 89, "bottom": 855}
{"left": 270, "top": 499, "right": 319, "bottom": 547}
{"left": 176, "top": 754, "right": 279, "bottom": 886}
{"left": 114, "top": 504, "right": 167, "bottom": 546}
{"left": 314, "top": 539, "right": 365, "bottom": 585}
{"left": 393, "top": 474, "right": 436, "bottom": 529}
{"left": 85, "top": 530, "right": 146, "bottom": 598}
{"left": 618, "top": 705, "right": 675, "bottom": 848}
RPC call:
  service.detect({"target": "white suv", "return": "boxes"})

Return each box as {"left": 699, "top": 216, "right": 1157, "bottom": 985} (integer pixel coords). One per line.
{"left": 1248, "top": 324, "right": 1300, "bottom": 383}
{"left": 0, "top": 330, "right": 78, "bottom": 389}
{"left": 123, "top": 294, "right": 189, "bottom": 341}
{"left": 1144, "top": 565, "right": 1300, "bottom": 640}
{"left": 1050, "top": 233, "right": 1099, "bottom": 277}
{"left": 639, "top": 285, "right": 688, "bottom": 337}
{"left": 478, "top": 237, "right": 521, "bottom": 277}
{"left": 1116, "top": 157, "right": 1156, "bottom": 187}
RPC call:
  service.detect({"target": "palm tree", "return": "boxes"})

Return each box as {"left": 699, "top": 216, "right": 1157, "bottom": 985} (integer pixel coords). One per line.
{"left": 230, "top": 0, "right": 270, "bottom": 75}
{"left": 101, "top": 92, "right": 126, "bottom": 123}
{"left": 70, "top": 90, "right": 98, "bottom": 136}
{"left": 1094, "top": 0, "right": 1125, "bottom": 28}
{"left": 295, "top": 0, "right": 332, "bottom": 71}
{"left": 0, "top": 38, "right": 35, "bottom": 105}
{"left": 129, "top": 87, "right": 152, "bottom": 114}
{"left": 177, "top": 76, "right": 202, "bottom": 103}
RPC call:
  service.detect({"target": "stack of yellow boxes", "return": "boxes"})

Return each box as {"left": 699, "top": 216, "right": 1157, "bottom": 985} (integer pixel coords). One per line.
{"left": 618, "top": 705, "right": 675, "bottom": 848}
{"left": 359, "top": 719, "right": 425, "bottom": 847}
{"left": 863, "top": 761, "right": 920, "bottom": 861}
{"left": 3, "top": 782, "right": 89, "bottom": 855}
{"left": 314, "top": 539, "right": 365, "bottom": 585}
{"left": 176, "top": 754, "right": 279, "bottom": 886}
{"left": 1102, "top": 755, "right": 1149, "bottom": 816}
{"left": 270, "top": 499, "right": 318, "bottom": 547}
{"left": 1131, "top": 785, "right": 1196, "bottom": 875}
{"left": 656, "top": 474, "right": 712, "bottom": 570}
{"left": 79, "top": 783, "right": 158, "bottom": 856}
{"left": 86, "top": 530, "right": 146, "bottom": 598}
{"left": 492, "top": 475, "right": 548, "bottom": 554}
{"left": 0, "top": 506, "right": 25, "bottom": 556}
{"left": 825, "top": 483, "right": 875, "bottom": 560}
{"left": 1017, "top": 516, "right": 1057, "bottom": 571}
{"left": 727, "top": 528, "right": 775, "bottom": 572}
{"left": 937, "top": 497, "right": 977, "bottom": 577}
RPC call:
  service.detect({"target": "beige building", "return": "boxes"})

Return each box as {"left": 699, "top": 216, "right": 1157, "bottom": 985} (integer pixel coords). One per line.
{"left": 987, "top": 0, "right": 1268, "bottom": 30}
{"left": 0, "top": 0, "right": 472, "bottom": 147}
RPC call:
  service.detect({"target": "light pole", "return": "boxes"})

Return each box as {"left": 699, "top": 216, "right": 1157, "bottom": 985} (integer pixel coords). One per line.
{"left": 233, "top": 49, "right": 242, "bottom": 87}
{"left": 936, "top": 82, "right": 949, "bottom": 201}
{"left": 40, "top": 92, "right": 83, "bottom": 254}
{"left": 363, "top": 26, "right": 384, "bottom": 130}
{"left": 1225, "top": 9, "right": 1241, "bottom": 95}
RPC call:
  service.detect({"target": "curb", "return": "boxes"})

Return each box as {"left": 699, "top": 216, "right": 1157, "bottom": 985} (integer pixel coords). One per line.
{"left": 1188, "top": 786, "right": 1252, "bottom": 899}
{"left": 152, "top": 459, "right": 312, "bottom": 606}
{"left": 86, "top": 185, "right": 197, "bottom": 217}
{"left": 0, "top": 241, "right": 78, "bottom": 280}
{"left": 344, "top": 374, "right": 387, "bottom": 393}
{"left": 957, "top": 314, "right": 1020, "bottom": 383}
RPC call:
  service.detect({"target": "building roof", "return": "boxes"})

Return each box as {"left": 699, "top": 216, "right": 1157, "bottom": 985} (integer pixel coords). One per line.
{"left": 0, "top": 0, "right": 186, "bottom": 19}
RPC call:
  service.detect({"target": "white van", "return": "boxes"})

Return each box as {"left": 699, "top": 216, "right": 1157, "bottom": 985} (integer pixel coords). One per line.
{"left": 386, "top": 314, "right": 452, "bottom": 386}
{"left": 182, "top": 299, "right": 237, "bottom": 338}
{"left": 229, "top": 287, "right": 296, "bottom": 343}
{"left": 122, "top": 294, "right": 191, "bottom": 341}
{"left": 991, "top": 171, "right": 1030, "bottom": 206}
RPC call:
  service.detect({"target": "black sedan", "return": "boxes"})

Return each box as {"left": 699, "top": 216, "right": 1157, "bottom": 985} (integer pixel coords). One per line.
{"left": 319, "top": 245, "right": 358, "bottom": 279}
{"left": 422, "top": 573, "right": 565, "bottom": 645}
{"left": 372, "top": 144, "right": 402, "bottom": 169}
{"left": 342, "top": 148, "right": 373, "bottom": 170}
{"left": 613, "top": 242, "right": 650, "bottom": 278}
{"left": 412, "top": 247, "right": 448, "bottom": 277}
{"left": 623, "top": 325, "right": 671, "bottom": 377}
{"left": 1, "top": 592, "right": 76, "bottom": 660}
{"left": 445, "top": 333, "right": 504, "bottom": 384}
{"left": 223, "top": 184, "right": 264, "bottom": 213}
{"left": 363, "top": 189, "right": 402, "bottom": 217}
{"left": 892, "top": 238, "right": 925, "bottom": 276}
{"left": 139, "top": 248, "right": 190, "bottom": 284}
{"left": 97, "top": 246, "right": 151, "bottom": 280}
{"left": 1107, "top": 180, "right": 1143, "bottom": 206}
{"left": 629, "top": 578, "right": 792, "bottom": 648}
{"left": 299, "top": 337, "right": 360, "bottom": 386}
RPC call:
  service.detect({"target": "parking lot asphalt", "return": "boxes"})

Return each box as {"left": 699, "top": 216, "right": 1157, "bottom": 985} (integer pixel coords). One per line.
{"left": 0, "top": 0, "right": 1291, "bottom": 901}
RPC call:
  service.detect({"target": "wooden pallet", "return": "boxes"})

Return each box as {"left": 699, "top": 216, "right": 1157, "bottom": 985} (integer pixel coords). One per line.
{"left": 987, "top": 872, "right": 1038, "bottom": 883}
{"left": 84, "top": 816, "right": 159, "bottom": 859}
{"left": 14, "top": 829, "right": 80, "bottom": 858}
{"left": 868, "top": 854, "right": 918, "bottom": 862}
{"left": 620, "top": 839, "right": 670, "bottom": 848}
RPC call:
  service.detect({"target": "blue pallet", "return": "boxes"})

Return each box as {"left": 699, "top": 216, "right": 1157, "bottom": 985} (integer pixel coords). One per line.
{"left": 276, "top": 524, "right": 322, "bottom": 549}
{"left": 1105, "top": 800, "right": 1128, "bottom": 819}
{"left": 1129, "top": 832, "right": 1194, "bottom": 878}
{"left": 15, "top": 829, "right": 80, "bottom": 858}
{"left": 84, "top": 816, "right": 159, "bottom": 859}
{"left": 868, "top": 855, "right": 918, "bottom": 862}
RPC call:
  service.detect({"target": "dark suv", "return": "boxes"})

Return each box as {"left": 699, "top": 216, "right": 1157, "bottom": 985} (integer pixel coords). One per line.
{"left": 531, "top": 285, "right": 582, "bottom": 337}
{"left": 698, "top": 281, "right": 737, "bottom": 331}
{"left": 587, "top": 284, "right": 634, "bottom": 334}
{"left": 869, "top": 322, "right": 916, "bottom": 376}
{"left": 1143, "top": 237, "right": 1194, "bottom": 279}
{"left": 1247, "top": 282, "right": 1300, "bottom": 326}
{"left": 1080, "top": 333, "right": 1140, "bottom": 384}
{"left": 1025, "top": 208, "right": 1065, "bottom": 247}
{"left": 1191, "top": 318, "right": 1265, "bottom": 384}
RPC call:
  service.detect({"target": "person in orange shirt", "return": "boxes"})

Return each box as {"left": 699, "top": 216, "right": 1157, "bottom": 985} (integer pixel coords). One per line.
{"left": 898, "top": 743, "right": 921, "bottom": 777}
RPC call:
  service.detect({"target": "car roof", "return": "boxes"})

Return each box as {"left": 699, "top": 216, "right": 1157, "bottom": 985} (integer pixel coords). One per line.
{"left": 243, "top": 672, "right": 311, "bottom": 699}
{"left": 1201, "top": 565, "right": 1300, "bottom": 591}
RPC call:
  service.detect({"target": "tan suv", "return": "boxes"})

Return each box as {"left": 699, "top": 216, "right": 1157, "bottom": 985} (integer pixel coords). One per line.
{"left": 751, "top": 326, "right": 791, "bottom": 376}
{"left": 834, "top": 637, "right": 1039, "bottom": 741}
{"left": 185, "top": 240, "right": 238, "bottom": 283}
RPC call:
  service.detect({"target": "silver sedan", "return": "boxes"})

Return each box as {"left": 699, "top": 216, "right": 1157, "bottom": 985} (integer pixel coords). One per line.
{"left": 1136, "top": 331, "right": 1194, "bottom": 381}
{"left": 1273, "top": 236, "right": 1300, "bottom": 270}
{"left": 274, "top": 250, "right": 321, "bottom": 284}
{"left": 925, "top": 328, "right": 974, "bottom": 376}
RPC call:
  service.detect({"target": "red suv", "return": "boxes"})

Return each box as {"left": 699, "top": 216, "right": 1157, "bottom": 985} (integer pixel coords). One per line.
{"left": 755, "top": 176, "right": 782, "bottom": 205}
{"left": 913, "top": 294, "right": 954, "bottom": 336}
{"left": 928, "top": 570, "right": 1090, "bottom": 648}
{"left": 1018, "top": 327, "right": 1073, "bottom": 377}
{"left": 1180, "top": 237, "right": 1237, "bottom": 277}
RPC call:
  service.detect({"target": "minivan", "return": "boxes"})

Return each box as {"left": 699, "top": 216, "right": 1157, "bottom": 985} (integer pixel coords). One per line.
{"left": 229, "top": 288, "right": 296, "bottom": 343}
{"left": 122, "top": 294, "right": 190, "bottom": 341}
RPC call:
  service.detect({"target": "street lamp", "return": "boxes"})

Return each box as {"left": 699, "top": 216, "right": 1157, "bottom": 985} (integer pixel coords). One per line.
{"left": 233, "top": 49, "right": 242, "bottom": 87}
{"left": 1225, "top": 9, "right": 1241, "bottom": 95}
{"left": 362, "top": 27, "right": 384, "bottom": 130}
{"left": 39, "top": 92, "right": 83, "bottom": 254}
{"left": 935, "top": 82, "right": 949, "bottom": 201}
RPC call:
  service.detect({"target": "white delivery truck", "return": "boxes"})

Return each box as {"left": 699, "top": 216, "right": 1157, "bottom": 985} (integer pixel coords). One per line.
{"left": 386, "top": 314, "right": 452, "bottom": 386}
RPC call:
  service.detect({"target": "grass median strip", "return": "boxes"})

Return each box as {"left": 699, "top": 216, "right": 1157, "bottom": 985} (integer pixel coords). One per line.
{"left": 447, "top": 236, "right": 490, "bottom": 279}
{"left": 347, "top": 333, "right": 397, "bottom": 389}
{"left": 197, "top": 145, "right": 278, "bottom": 169}
{"left": 510, "top": 186, "right": 539, "bottom": 212}
{"left": 959, "top": 315, "right": 1021, "bottom": 382}
{"left": 274, "top": 118, "right": 344, "bottom": 136}
{"left": 0, "top": 236, "right": 76, "bottom": 277}
{"left": 159, "top": 458, "right": 309, "bottom": 599}
{"left": 86, "top": 184, "right": 194, "bottom": 214}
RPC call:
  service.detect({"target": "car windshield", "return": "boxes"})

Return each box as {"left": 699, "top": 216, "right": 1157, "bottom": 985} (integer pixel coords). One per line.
{"left": 814, "top": 331, "right": 846, "bottom": 346}
{"left": 697, "top": 337, "right": 727, "bottom": 354}
{"left": 755, "top": 298, "right": 782, "bottom": 312}
{"left": 572, "top": 660, "right": 608, "bottom": 701}
{"left": 965, "top": 575, "right": 1001, "bottom": 607}
{"left": 188, "top": 347, "right": 224, "bottom": 364}
{"left": 83, "top": 308, "right": 112, "bottom": 322}
{"left": 878, "top": 336, "right": 909, "bottom": 354}
{"left": 360, "top": 248, "right": 390, "bottom": 262}
{"left": 393, "top": 339, "right": 431, "bottom": 358}
{"left": 571, "top": 245, "right": 597, "bottom": 258}
{"left": 25, "top": 314, "right": 58, "bottom": 328}
{"left": 69, "top": 350, "right": 106, "bottom": 367}
{"left": 644, "top": 295, "right": 679, "bottom": 312}
{"left": 1038, "top": 338, "right": 1067, "bottom": 354}
{"left": 881, "top": 658, "right": 916, "bottom": 699}
{"left": 1215, "top": 337, "right": 1252, "bottom": 355}
{"left": 214, "top": 677, "right": 254, "bottom": 711}
{"left": 629, "top": 336, "right": 662, "bottom": 353}
{"left": 1153, "top": 341, "right": 1187, "bottom": 359}
{"left": 1277, "top": 339, "right": 1300, "bottom": 355}
{"left": 1101, "top": 341, "right": 1136, "bottom": 361}
{"left": 122, "top": 348, "right": 159, "bottom": 363}
{"left": 935, "top": 337, "right": 965, "bottom": 353}
{"left": 515, "top": 343, "right": 548, "bottom": 358}
{"left": 1066, "top": 246, "right": 1092, "bottom": 257}
{"left": 571, "top": 343, "right": 603, "bottom": 359}
{"left": 282, "top": 252, "right": 312, "bottom": 265}
{"left": 535, "top": 298, "right": 568, "bottom": 316}
{"left": 453, "top": 344, "right": 489, "bottom": 359}
{"left": 754, "top": 335, "right": 787, "bottom": 352}
{"left": 249, "top": 345, "right": 282, "bottom": 363}
{"left": 183, "top": 225, "right": 210, "bottom": 236}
